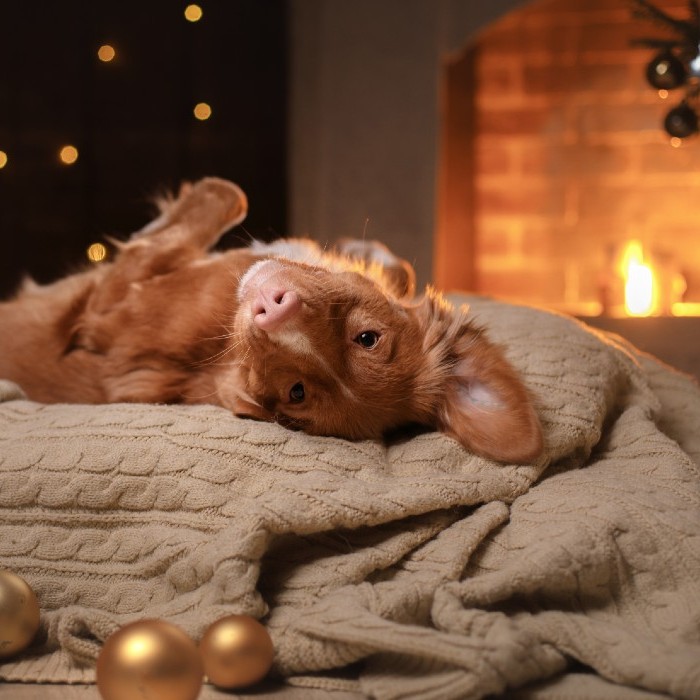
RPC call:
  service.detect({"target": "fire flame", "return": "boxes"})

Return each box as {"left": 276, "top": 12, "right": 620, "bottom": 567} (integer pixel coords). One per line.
{"left": 619, "top": 241, "right": 658, "bottom": 317}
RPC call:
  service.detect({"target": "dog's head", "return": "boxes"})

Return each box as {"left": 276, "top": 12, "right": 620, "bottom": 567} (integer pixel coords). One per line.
{"left": 222, "top": 258, "right": 543, "bottom": 464}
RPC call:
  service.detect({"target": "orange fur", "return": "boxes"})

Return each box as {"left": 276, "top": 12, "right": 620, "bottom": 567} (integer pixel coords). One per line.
{"left": 0, "top": 178, "right": 543, "bottom": 463}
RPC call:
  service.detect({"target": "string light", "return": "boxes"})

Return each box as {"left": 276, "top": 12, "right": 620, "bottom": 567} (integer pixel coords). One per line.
{"left": 97, "top": 44, "right": 116, "bottom": 63}
{"left": 184, "top": 4, "right": 203, "bottom": 22}
{"left": 0, "top": 151, "right": 7, "bottom": 169}
{"left": 33, "top": 5, "right": 216, "bottom": 169}
{"left": 86, "top": 243, "right": 108, "bottom": 263}
{"left": 59, "top": 145, "right": 79, "bottom": 165}
{"left": 193, "top": 102, "right": 211, "bottom": 120}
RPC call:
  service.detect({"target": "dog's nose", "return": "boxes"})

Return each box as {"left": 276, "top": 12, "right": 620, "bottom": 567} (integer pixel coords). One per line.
{"left": 252, "top": 287, "right": 301, "bottom": 330}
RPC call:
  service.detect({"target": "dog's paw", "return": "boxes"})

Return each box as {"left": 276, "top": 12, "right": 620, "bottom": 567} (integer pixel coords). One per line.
{"left": 135, "top": 177, "right": 248, "bottom": 245}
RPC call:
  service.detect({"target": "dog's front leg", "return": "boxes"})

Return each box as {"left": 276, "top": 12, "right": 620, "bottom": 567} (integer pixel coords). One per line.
{"left": 88, "top": 178, "right": 248, "bottom": 314}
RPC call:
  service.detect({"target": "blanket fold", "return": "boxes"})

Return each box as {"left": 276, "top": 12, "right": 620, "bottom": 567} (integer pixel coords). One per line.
{"left": 1, "top": 297, "right": 699, "bottom": 700}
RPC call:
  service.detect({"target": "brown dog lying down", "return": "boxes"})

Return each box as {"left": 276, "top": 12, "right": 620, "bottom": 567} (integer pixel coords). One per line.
{"left": 0, "top": 178, "right": 542, "bottom": 463}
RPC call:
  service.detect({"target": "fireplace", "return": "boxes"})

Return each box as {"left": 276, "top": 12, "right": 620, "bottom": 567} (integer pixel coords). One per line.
{"left": 435, "top": 0, "right": 700, "bottom": 380}
{"left": 289, "top": 0, "right": 699, "bottom": 380}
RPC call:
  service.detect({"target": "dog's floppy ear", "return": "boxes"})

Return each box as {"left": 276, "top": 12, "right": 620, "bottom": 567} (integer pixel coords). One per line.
{"left": 216, "top": 366, "right": 276, "bottom": 423}
{"left": 230, "top": 396, "right": 274, "bottom": 423}
{"left": 414, "top": 292, "right": 543, "bottom": 463}
{"left": 438, "top": 334, "right": 543, "bottom": 464}
{"left": 333, "top": 238, "right": 416, "bottom": 299}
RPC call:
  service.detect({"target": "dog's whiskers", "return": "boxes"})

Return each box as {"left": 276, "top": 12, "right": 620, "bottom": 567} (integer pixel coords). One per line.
{"left": 180, "top": 387, "right": 221, "bottom": 401}
{"left": 192, "top": 335, "right": 248, "bottom": 367}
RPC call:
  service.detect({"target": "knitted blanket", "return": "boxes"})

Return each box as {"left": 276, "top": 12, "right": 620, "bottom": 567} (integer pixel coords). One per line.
{"left": 1, "top": 297, "right": 699, "bottom": 700}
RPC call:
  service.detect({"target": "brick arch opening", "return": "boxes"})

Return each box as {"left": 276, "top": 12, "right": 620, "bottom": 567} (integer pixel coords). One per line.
{"left": 436, "top": 0, "right": 700, "bottom": 316}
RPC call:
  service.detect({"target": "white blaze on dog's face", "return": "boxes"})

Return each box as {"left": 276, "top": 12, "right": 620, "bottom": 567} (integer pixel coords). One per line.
{"left": 223, "top": 258, "right": 543, "bottom": 464}
{"left": 228, "top": 258, "right": 425, "bottom": 439}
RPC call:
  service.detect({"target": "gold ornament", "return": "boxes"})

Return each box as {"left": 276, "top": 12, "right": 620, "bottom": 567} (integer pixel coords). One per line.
{"left": 0, "top": 570, "right": 41, "bottom": 659}
{"left": 96, "top": 619, "right": 203, "bottom": 700}
{"left": 199, "top": 614, "right": 274, "bottom": 688}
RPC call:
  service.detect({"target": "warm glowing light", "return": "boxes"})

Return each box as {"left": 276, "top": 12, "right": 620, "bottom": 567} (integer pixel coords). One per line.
{"left": 193, "top": 102, "right": 212, "bottom": 120}
{"left": 620, "top": 241, "right": 658, "bottom": 317}
{"left": 97, "top": 44, "right": 116, "bottom": 62}
{"left": 670, "top": 137, "right": 682, "bottom": 148}
{"left": 672, "top": 302, "right": 700, "bottom": 317}
{"left": 0, "top": 151, "right": 7, "bottom": 169}
{"left": 59, "top": 145, "right": 79, "bottom": 165}
{"left": 658, "top": 89, "right": 668, "bottom": 99}
{"left": 86, "top": 243, "right": 108, "bottom": 263}
{"left": 184, "top": 4, "right": 203, "bottom": 22}
{"left": 625, "top": 263, "right": 654, "bottom": 315}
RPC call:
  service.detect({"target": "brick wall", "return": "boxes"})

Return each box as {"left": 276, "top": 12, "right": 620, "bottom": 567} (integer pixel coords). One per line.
{"left": 474, "top": 0, "right": 700, "bottom": 311}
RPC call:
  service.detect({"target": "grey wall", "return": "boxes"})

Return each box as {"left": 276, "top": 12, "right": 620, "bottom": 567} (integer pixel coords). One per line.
{"left": 289, "top": 0, "right": 528, "bottom": 287}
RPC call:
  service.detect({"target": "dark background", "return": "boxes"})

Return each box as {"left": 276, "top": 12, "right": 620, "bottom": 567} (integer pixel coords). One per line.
{"left": 0, "top": 0, "right": 287, "bottom": 297}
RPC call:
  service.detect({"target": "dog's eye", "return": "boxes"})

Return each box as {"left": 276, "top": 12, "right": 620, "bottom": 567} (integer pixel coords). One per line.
{"left": 355, "top": 331, "right": 380, "bottom": 349}
{"left": 289, "top": 382, "right": 305, "bottom": 403}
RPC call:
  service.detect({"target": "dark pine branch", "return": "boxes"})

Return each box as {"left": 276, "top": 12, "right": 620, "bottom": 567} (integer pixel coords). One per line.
{"left": 631, "top": 37, "right": 686, "bottom": 49}
{"left": 631, "top": 0, "right": 699, "bottom": 44}
{"left": 689, "top": 0, "right": 700, "bottom": 30}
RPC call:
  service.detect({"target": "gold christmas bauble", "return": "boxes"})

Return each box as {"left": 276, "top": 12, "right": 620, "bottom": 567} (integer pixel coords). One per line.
{"left": 199, "top": 614, "right": 274, "bottom": 688}
{"left": 96, "top": 619, "right": 203, "bottom": 700}
{"left": 0, "top": 570, "right": 41, "bottom": 659}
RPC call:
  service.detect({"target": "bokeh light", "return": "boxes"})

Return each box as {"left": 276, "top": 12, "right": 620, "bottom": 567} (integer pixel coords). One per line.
{"left": 193, "top": 102, "right": 212, "bottom": 120}
{"left": 184, "top": 4, "right": 203, "bottom": 22}
{"left": 59, "top": 145, "right": 79, "bottom": 165}
{"left": 0, "top": 151, "right": 7, "bottom": 169}
{"left": 86, "top": 243, "right": 108, "bottom": 263}
{"left": 97, "top": 44, "right": 116, "bottom": 62}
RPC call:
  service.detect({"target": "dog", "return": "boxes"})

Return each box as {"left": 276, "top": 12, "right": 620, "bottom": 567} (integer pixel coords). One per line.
{"left": 0, "top": 178, "right": 543, "bottom": 463}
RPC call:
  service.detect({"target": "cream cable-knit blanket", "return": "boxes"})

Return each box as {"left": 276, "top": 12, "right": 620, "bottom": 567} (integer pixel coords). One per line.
{"left": 1, "top": 296, "right": 699, "bottom": 700}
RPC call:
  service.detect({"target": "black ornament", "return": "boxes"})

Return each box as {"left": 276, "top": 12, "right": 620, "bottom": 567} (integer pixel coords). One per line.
{"left": 645, "top": 51, "right": 687, "bottom": 89}
{"left": 663, "top": 102, "right": 699, "bottom": 138}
